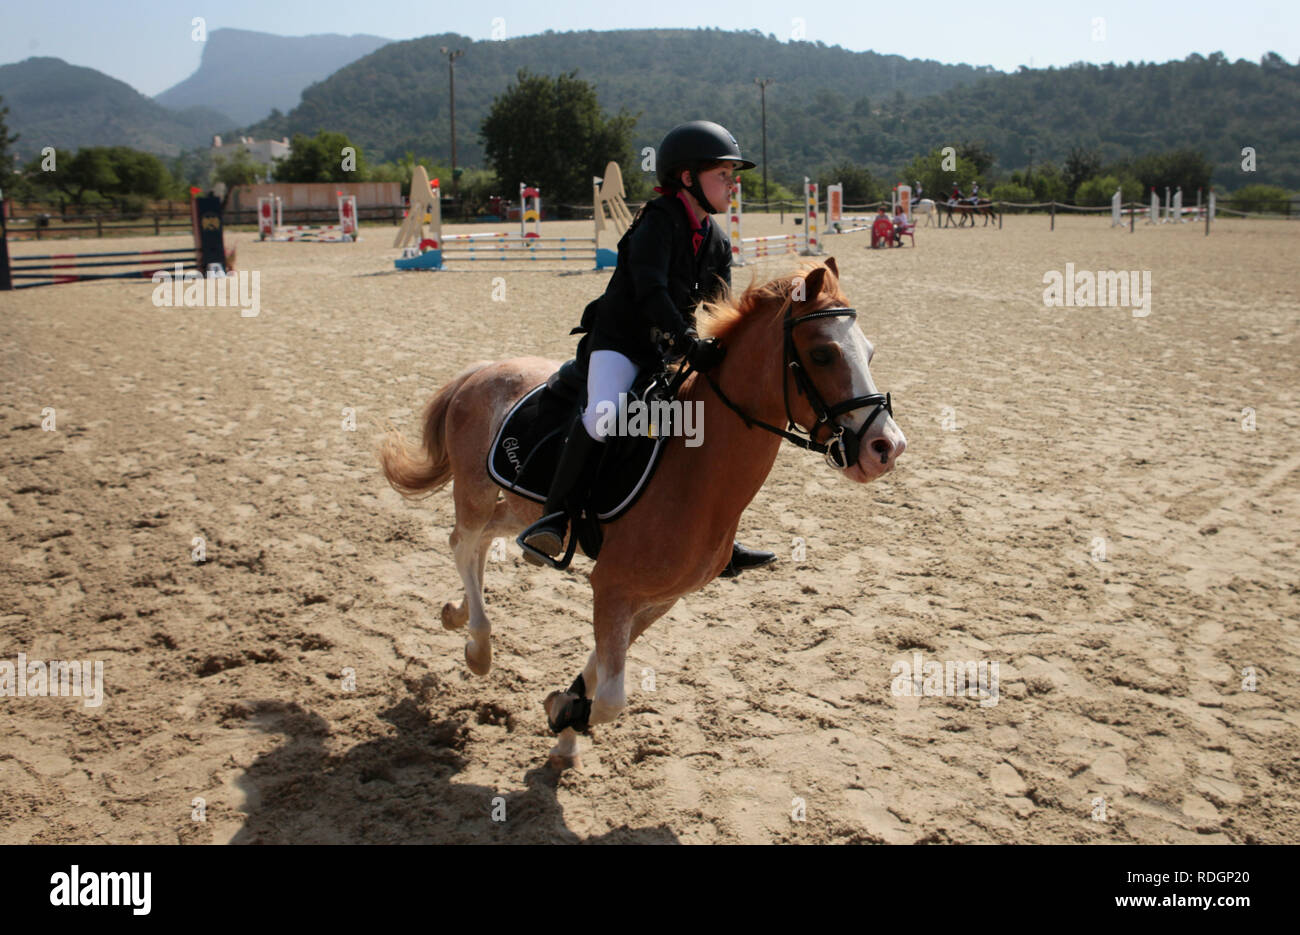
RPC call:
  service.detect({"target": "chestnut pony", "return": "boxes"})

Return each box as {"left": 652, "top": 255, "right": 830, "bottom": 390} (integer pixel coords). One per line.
{"left": 378, "top": 258, "right": 906, "bottom": 764}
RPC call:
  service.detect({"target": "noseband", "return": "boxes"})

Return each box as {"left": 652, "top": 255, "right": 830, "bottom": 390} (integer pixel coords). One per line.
{"left": 694, "top": 305, "right": 894, "bottom": 469}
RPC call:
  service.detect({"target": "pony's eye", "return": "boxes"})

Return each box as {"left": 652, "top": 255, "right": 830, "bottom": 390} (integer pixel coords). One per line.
{"left": 810, "top": 348, "right": 834, "bottom": 366}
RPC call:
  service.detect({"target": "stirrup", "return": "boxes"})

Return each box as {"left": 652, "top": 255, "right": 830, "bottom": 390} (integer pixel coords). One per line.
{"left": 517, "top": 512, "right": 580, "bottom": 571}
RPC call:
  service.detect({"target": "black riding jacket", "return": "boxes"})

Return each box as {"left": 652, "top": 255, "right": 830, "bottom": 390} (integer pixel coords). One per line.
{"left": 575, "top": 193, "right": 731, "bottom": 369}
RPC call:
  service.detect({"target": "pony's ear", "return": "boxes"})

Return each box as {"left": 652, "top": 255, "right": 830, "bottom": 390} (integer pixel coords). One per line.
{"left": 800, "top": 267, "right": 827, "bottom": 302}
{"left": 824, "top": 257, "right": 839, "bottom": 279}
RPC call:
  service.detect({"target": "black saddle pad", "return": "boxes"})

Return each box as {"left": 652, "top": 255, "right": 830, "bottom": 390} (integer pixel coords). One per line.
{"left": 486, "top": 366, "right": 675, "bottom": 523}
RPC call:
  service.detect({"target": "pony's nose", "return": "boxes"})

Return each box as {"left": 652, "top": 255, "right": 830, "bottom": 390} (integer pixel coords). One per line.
{"left": 870, "top": 436, "right": 898, "bottom": 465}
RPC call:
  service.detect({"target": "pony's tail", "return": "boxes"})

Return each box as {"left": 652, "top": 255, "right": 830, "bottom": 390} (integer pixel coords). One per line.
{"left": 377, "top": 363, "right": 489, "bottom": 499}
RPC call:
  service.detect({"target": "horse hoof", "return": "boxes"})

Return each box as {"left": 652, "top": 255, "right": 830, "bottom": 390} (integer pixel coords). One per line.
{"left": 548, "top": 726, "right": 583, "bottom": 769}
{"left": 441, "top": 602, "right": 466, "bottom": 630}
{"left": 547, "top": 751, "right": 582, "bottom": 771}
{"left": 465, "top": 639, "right": 491, "bottom": 676}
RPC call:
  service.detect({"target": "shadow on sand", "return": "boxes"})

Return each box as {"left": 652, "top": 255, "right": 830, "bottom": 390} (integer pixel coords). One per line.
{"left": 226, "top": 676, "right": 678, "bottom": 844}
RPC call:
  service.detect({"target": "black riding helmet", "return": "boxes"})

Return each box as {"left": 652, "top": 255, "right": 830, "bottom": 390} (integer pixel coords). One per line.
{"left": 656, "top": 121, "right": 756, "bottom": 214}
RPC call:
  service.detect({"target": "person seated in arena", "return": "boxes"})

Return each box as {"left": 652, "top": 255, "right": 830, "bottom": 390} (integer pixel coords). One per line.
{"left": 892, "top": 206, "right": 910, "bottom": 245}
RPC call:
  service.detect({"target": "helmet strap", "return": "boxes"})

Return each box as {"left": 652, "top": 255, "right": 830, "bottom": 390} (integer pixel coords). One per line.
{"left": 682, "top": 169, "right": 719, "bottom": 215}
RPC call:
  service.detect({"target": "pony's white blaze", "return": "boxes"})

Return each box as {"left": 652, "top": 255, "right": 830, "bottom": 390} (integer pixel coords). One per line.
{"left": 833, "top": 317, "right": 906, "bottom": 482}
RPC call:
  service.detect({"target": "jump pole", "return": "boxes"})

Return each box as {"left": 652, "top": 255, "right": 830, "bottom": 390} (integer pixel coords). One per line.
{"left": 259, "top": 193, "right": 357, "bottom": 242}
{"left": 729, "top": 178, "right": 821, "bottom": 266}
{"left": 394, "top": 166, "right": 621, "bottom": 271}
{"left": 2, "top": 192, "right": 228, "bottom": 290}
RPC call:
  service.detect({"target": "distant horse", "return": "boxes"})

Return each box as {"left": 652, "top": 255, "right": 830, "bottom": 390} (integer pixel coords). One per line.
{"left": 971, "top": 198, "right": 998, "bottom": 226}
{"left": 377, "top": 259, "right": 907, "bottom": 766}
{"left": 912, "top": 199, "right": 938, "bottom": 227}
{"left": 942, "top": 198, "right": 998, "bottom": 228}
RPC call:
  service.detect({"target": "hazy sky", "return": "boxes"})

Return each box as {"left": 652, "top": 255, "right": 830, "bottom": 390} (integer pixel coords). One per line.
{"left": 3, "top": 0, "right": 1295, "bottom": 96}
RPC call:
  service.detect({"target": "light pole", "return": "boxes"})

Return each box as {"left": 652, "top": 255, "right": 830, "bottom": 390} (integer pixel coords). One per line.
{"left": 754, "top": 78, "right": 771, "bottom": 212}
{"left": 440, "top": 46, "right": 464, "bottom": 203}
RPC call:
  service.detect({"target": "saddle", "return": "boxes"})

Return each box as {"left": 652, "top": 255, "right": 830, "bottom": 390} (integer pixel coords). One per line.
{"left": 487, "top": 358, "right": 680, "bottom": 565}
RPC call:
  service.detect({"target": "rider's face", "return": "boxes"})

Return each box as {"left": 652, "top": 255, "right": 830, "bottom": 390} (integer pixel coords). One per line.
{"left": 682, "top": 163, "right": 739, "bottom": 214}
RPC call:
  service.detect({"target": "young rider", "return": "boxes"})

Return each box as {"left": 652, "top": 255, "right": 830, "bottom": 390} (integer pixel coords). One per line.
{"left": 519, "top": 120, "right": 777, "bottom": 578}
{"left": 892, "top": 205, "right": 909, "bottom": 245}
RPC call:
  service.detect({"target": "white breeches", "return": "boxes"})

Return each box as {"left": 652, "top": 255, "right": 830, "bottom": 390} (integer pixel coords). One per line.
{"left": 581, "top": 350, "right": 639, "bottom": 440}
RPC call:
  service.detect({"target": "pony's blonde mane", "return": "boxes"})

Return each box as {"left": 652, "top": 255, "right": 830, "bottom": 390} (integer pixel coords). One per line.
{"left": 697, "top": 261, "right": 846, "bottom": 342}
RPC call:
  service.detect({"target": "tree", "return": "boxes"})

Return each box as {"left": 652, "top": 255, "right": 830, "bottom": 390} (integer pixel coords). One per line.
{"left": 480, "top": 69, "right": 636, "bottom": 206}
{"left": 273, "top": 131, "right": 366, "bottom": 183}
{"left": 0, "top": 95, "right": 18, "bottom": 196}
{"left": 900, "top": 148, "right": 980, "bottom": 199}
{"left": 821, "top": 162, "right": 883, "bottom": 204}
{"left": 957, "top": 140, "right": 996, "bottom": 177}
{"left": 738, "top": 169, "right": 794, "bottom": 206}
{"left": 1226, "top": 183, "right": 1292, "bottom": 213}
{"left": 1130, "top": 149, "right": 1213, "bottom": 199}
{"left": 19, "top": 146, "right": 172, "bottom": 210}
{"left": 989, "top": 181, "right": 1033, "bottom": 204}
{"left": 1064, "top": 146, "right": 1103, "bottom": 200}
{"left": 1075, "top": 174, "right": 1144, "bottom": 206}
{"left": 1030, "top": 162, "right": 1068, "bottom": 202}
{"left": 212, "top": 148, "right": 268, "bottom": 210}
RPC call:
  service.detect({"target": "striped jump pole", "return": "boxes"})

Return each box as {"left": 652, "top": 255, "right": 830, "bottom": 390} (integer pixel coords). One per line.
{"left": 2, "top": 193, "right": 227, "bottom": 290}
{"left": 395, "top": 172, "right": 617, "bottom": 271}
{"left": 259, "top": 194, "right": 358, "bottom": 242}
{"left": 729, "top": 177, "right": 821, "bottom": 266}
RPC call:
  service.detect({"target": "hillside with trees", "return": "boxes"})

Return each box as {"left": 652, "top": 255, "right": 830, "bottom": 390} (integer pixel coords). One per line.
{"left": 254, "top": 32, "right": 1297, "bottom": 191}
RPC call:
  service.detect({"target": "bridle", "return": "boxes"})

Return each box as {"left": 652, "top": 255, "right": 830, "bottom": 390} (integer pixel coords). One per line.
{"left": 688, "top": 304, "right": 894, "bottom": 469}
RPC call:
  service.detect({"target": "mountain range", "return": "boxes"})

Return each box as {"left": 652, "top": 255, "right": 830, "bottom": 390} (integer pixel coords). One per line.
{"left": 1, "top": 29, "right": 1295, "bottom": 189}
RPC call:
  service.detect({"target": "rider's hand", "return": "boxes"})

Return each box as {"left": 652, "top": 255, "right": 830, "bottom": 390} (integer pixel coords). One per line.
{"left": 680, "top": 332, "right": 726, "bottom": 370}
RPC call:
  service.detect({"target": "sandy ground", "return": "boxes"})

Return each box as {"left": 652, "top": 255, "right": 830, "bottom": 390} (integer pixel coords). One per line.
{"left": 1, "top": 212, "right": 1297, "bottom": 844}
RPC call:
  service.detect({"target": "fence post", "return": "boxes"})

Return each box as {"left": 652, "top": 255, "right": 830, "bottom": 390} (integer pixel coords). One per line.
{"left": 1130, "top": 202, "right": 1135, "bottom": 233}
{"left": 0, "top": 199, "right": 12, "bottom": 291}
{"left": 1050, "top": 201, "right": 1055, "bottom": 231}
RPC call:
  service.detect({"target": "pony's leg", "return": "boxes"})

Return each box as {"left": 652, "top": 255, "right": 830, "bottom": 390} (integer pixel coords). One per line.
{"left": 547, "top": 649, "right": 598, "bottom": 763}
{"left": 449, "top": 519, "right": 494, "bottom": 675}
{"left": 629, "top": 599, "right": 676, "bottom": 644}
{"left": 546, "top": 599, "right": 675, "bottom": 765}
{"left": 589, "top": 594, "right": 634, "bottom": 726}
{"left": 446, "top": 471, "right": 531, "bottom": 674}
{"left": 439, "top": 527, "right": 479, "bottom": 631}
{"left": 441, "top": 495, "right": 524, "bottom": 633}
{"left": 587, "top": 594, "right": 679, "bottom": 725}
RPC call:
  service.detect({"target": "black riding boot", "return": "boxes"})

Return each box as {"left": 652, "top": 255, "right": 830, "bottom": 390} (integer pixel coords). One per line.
{"left": 520, "top": 419, "right": 603, "bottom": 564}
{"left": 719, "top": 540, "right": 778, "bottom": 578}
